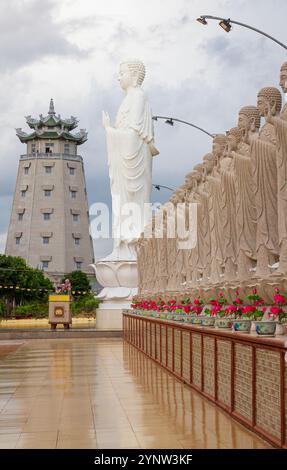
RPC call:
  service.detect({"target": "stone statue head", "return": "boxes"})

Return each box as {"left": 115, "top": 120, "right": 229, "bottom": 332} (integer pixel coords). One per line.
{"left": 257, "top": 87, "right": 282, "bottom": 117}
{"left": 238, "top": 106, "right": 261, "bottom": 133}
{"left": 279, "top": 62, "right": 287, "bottom": 94}
{"left": 202, "top": 153, "right": 214, "bottom": 177}
{"left": 212, "top": 134, "right": 227, "bottom": 160}
{"left": 225, "top": 127, "right": 242, "bottom": 154}
{"left": 118, "top": 59, "right": 146, "bottom": 90}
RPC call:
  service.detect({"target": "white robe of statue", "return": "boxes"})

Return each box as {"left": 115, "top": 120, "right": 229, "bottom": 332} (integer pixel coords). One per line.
{"left": 103, "top": 60, "right": 159, "bottom": 261}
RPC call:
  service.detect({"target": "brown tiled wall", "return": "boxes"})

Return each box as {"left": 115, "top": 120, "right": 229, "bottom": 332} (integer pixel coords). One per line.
{"left": 182, "top": 331, "right": 190, "bottom": 383}
{"left": 234, "top": 343, "right": 253, "bottom": 422}
{"left": 174, "top": 330, "right": 181, "bottom": 375}
{"left": 217, "top": 340, "right": 232, "bottom": 407}
{"left": 125, "top": 315, "right": 287, "bottom": 448}
{"left": 256, "top": 349, "right": 281, "bottom": 440}
{"left": 203, "top": 336, "right": 215, "bottom": 397}
{"left": 192, "top": 334, "right": 202, "bottom": 388}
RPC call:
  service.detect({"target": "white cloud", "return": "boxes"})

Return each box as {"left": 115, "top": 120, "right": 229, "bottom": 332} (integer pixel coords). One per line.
{"left": 1, "top": 0, "right": 287, "bottom": 256}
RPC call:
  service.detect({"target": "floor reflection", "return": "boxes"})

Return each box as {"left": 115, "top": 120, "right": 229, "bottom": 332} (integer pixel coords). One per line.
{"left": 0, "top": 338, "right": 272, "bottom": 449}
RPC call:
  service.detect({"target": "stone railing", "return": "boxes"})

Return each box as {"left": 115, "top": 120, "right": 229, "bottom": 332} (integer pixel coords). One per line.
{"left": 123, "top": 311, "right": 287, "bottom": 448}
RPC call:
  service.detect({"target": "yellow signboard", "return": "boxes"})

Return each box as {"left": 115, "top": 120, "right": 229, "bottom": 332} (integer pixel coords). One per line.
{"left": 49, "top": 295, "right": 70, "bottom": 302}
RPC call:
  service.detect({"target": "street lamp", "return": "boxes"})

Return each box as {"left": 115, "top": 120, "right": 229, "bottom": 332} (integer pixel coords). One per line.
{"left": 196, "top": 15, "right": 287, "bottom": 50}
{"left": 152, "top": 115, "right": 214, "bottom": 138}
{"left": 152, "top": 184, "right": 175, "bottom": 192}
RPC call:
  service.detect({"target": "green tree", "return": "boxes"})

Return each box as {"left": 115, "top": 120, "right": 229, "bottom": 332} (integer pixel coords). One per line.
{"left": 0, "top": 255, "right": 53, "bottom": 315}
{"left": 61, "top": 271, "right": 91, "bottom": 297}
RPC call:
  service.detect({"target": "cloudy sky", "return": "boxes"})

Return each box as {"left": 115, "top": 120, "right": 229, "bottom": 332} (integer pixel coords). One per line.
{"left": 0, "top": 0, "right": 286, "bottom": 259}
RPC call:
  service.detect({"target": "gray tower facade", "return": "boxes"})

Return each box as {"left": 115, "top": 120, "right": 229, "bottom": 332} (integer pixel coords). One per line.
{"left": 5, "top": 99, "right": 94, "bottom": 283}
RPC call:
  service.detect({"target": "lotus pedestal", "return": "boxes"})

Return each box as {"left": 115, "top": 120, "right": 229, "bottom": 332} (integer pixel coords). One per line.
{"left": 91, "top": 259, "right": 138, "bottom": 330}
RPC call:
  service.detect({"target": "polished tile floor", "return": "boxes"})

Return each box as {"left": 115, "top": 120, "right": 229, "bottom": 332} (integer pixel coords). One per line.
{"left": 0, "top": 338, "right": 272, "bottom": 449}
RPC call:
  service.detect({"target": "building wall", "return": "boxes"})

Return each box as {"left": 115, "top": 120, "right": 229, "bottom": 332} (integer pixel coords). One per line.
{"left": 5, "top": 147, "right": 94, "bottom": 277}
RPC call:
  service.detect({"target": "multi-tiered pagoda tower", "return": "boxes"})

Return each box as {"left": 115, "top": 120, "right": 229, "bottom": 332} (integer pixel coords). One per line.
{"left": 5, "top": 99, "right": 94, "bottom": 283}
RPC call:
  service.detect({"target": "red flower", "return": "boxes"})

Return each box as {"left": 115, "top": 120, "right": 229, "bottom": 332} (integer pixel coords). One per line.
{"left": 226, "top": 305, "right": 237, "bottom": 313}
{"left": 234, "top": 297, "right": 243, "bottom": 305}
{"left": 211, "top": 306, "right": 222, "bottom": 315}
{"left": 235, "top": 290, "right": 239, "bottom": 296}
{"left": 243, "top": 305, "right": 256, "bottom": 314}
{"left": 274, "top": 294, "right": 286, "bottom": 305}
{"left": 183, "top": 305, "right": 191, "bottom": 313}
{"left": 252, "top": 288, "right": 257, "bottom": 294}
{"left": 270, "top": 306, "right": 283, "bottom": 315}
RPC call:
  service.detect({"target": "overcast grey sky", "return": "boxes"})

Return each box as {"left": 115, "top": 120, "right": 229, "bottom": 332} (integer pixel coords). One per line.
{"left": 0, "top": 0, "right": 286, "bottom": 258}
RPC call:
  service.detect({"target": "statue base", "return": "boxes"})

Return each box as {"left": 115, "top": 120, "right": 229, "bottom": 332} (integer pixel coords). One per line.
{"left": 90, "top": 258, "right": 138, "bottom": 330}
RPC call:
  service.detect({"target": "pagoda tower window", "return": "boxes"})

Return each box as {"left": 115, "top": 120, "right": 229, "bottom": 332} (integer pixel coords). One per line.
{"left": 64, "top": 143, "right": 70, "bottom": 154}
{"left": 45, "top": 166, "right": 52, "bottom": 174}
{"left": 44, "top": 190, "right": 51, "bottom": 197}
{"left": 71, "top": 190, "right": 77, "bottom": 199}
{"left": 43, "top": 213, "right": 51, "bottom": 220}
{"left": 73, "top": 214, "right": 79, "bottom": 222}
{"left": 69, "top": 167, "right": 75, "bottom": 175}
{"left": 42, "top": 237, "right": 49, "bottom": 244}
{"left": 15, "top": 237, "right": 21, "bottom": 245}
{"left": 45, "top": 143, "right": 54, "bottom": 154}
{"left": 24, "top": 167, "right": 29, "bottom": 175}
{"left": 42, "top": 260, "right": 49, "bottom": 269}
{"left": 18, "top": 213, "right": 23, "bottom": 221}
{"left": 75, "top": 261, "right": 82, "bottom": 270}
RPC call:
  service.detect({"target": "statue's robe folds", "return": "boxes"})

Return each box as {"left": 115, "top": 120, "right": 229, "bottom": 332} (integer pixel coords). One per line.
{"left": 251, "top": 124, "right": 279, "bottom": 265}
{"left": 208, "top": 174, "right": 225, "bottom": 282}
{"left": 233, "top": 150, "right": 257, "bottom": 260}
{"left": 221, "top": 160, "right": 237, "bottom": 271}
{"left": 197, "top": 183, "right": 211, "bottom": 281}
{"left": 105, "top": 88, "right": 158, "bottom": 259}
{"left": 273, "top": 111, "right": 287, "bottom": 270}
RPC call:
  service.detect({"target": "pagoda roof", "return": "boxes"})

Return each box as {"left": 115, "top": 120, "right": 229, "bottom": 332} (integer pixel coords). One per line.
{"left": 16, "top": 99, "right": 88, "bottom": 145}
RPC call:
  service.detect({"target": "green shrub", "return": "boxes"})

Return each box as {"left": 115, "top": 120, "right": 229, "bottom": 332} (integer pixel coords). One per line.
{"left": 0, "top": 300, "right": 6, "bottom": 318}
{"left": 14, "top": 302, "right": 48, "bottom": 319}
{"left": 71, "top": 294, "right": 101, "bottom": 316}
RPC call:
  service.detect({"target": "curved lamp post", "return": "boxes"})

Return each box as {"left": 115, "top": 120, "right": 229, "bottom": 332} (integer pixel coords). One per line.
{"left": 197, "top": 15, "right": 287, "bottom": 50}
{"left": 152, "top": 115, "right": 214, "bottom": 138}
{"left": 152, "top": 184, "right": 175, "bottom": 192}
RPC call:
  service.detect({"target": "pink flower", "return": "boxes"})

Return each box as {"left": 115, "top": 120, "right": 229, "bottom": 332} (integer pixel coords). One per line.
{"left": 235, "top": 290, "right": 239, "bottom": 296}
{"left": 234, "top": 297, "right": 243, "bottom": 305}
{"left": 252, "top": 288, "right": 257, "bottom": 294}
{"left": 270, "top": 306, "right": 283, "bottom": 315}
{"left": 226, "top": 305, "right": 237, "bottom": 313}
{"left": 211, "top": 306, "right": 222, "bottom": 315}
{"left": 274, "top": 287, "right": 280, "bottom": 294}
{"left": 274, "top": 294, "right": 286, "bottom": 305}
{"left": 243, "top": 305, "right": 256, "bottom": 314}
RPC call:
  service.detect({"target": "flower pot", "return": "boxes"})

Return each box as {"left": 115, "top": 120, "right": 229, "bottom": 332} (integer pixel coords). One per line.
{"left": 232, "top": 319, "right": 251, "bottom": 333}
{"left": 184, "top": 315, "right": 195, "bottom": 323}
{"left": 215, "top": 318, "right": 233, "bottom": 329}
{"left": 254, "top": 321, "right": 276, "bottom": 337}
{"left": 201, "top": 317, "right": 216, "bottom": 327}
{"left": 191, "top": 315, "right": 204, "bottom": 325}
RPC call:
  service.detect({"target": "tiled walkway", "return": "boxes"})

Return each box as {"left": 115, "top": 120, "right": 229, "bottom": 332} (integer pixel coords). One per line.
{"left": 0, "top": 338, "right": 271, "bottom": 449}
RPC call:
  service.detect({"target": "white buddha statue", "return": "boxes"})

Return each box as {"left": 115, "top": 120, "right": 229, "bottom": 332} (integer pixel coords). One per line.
{"left": 103, "top": 59, "right": 159, "bottom": 260}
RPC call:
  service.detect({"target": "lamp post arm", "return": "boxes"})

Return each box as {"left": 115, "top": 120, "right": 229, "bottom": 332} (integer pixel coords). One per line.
{"left": 200, "top": 15, "right": 287, "bottom": 50}
{"left": 152, "top": 184, "right": 175, "bottom": 192}
{"left": 153, "top": 115, "right": 214, "bottom": 138}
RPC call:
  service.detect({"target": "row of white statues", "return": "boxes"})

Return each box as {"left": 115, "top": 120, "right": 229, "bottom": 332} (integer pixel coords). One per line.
{"left": 136, "top": 61, "right": 287, "bottom": 296}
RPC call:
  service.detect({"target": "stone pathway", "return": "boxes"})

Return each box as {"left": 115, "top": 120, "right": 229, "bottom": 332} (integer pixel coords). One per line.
{"left": 0, "top": 338, "right": 272, "bottom": 449}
